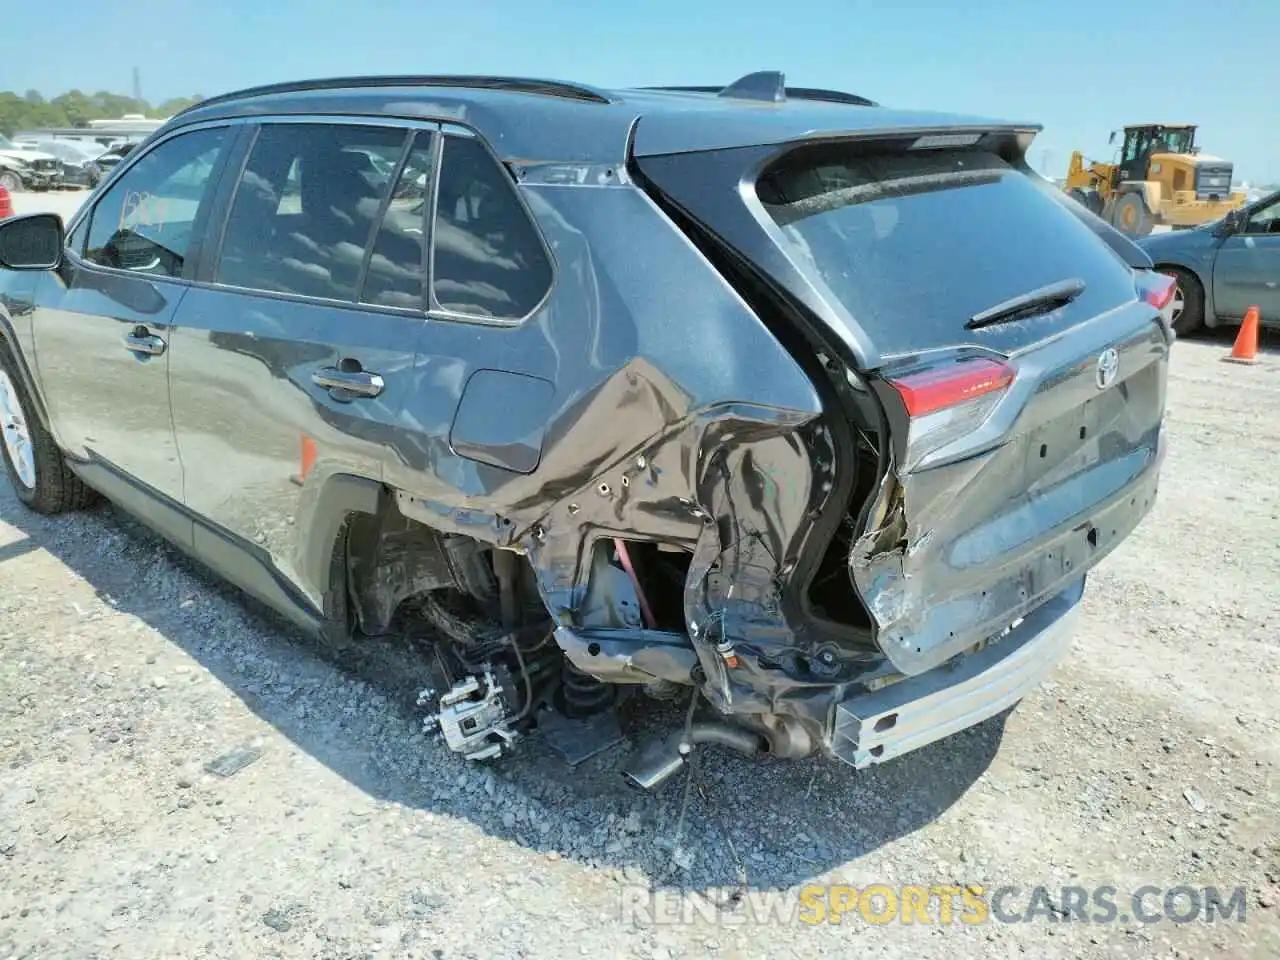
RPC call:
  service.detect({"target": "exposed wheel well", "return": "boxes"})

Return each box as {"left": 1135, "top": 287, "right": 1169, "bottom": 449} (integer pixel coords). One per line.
{"left": 341, "top": 495, "right": 546, "bottom": 640}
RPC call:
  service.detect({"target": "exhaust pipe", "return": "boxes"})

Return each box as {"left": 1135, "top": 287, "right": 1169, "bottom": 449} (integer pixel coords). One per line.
{"left": 623, "top": 722, "right": 766, "bottom": 791}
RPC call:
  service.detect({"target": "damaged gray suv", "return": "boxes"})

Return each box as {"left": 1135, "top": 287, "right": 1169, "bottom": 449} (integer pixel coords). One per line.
{"left": 0, "top": 72, "right": 1174, "bottom": 788}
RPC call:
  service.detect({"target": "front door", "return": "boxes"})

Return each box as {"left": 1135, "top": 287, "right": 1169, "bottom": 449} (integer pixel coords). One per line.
{"left": 1213, "top": 194, "right": 1280, "bottom": 323}
{"left": 31, "top": 125, "right": 233, "bottom": 542}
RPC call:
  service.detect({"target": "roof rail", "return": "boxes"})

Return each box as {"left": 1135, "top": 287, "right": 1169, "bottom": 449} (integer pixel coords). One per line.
{"left": 179, "top": 75, "right": 613, "bottom": 115}
{"left": 643, "top": 72, "right": 877, "bottom": 107}
{"left": 784, "top": 86, "right": 878, "bottom": 107}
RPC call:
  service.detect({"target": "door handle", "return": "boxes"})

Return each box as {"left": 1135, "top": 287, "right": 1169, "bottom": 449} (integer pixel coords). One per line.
{"left": 312, "top": 367, "right": 385, "bottom": 399}
{"left": 123, "top": 332, "right": 166, "bottom": 356}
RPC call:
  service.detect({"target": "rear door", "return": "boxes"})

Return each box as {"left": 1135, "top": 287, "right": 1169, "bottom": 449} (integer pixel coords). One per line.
{"left": 30, "top": 124, "right": 232, "bottom": 542}
{"left": 1212, "top": 193, "right": 1280, "bottom": 322}
{"left": 169, "top": 120, "right": 435, "bottom": 609}
{"left": 638, "top": 131, "right": 1171, "bottom": 675}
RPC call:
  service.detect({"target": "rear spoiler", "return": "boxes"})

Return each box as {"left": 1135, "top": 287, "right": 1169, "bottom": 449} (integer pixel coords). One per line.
{"left": 630, "top": 109, "right": 1042, "bottom": 159}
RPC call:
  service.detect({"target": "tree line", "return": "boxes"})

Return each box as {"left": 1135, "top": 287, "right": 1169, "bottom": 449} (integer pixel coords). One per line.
{"left": 0, "top": 90, "right": 205, "bottom": 136}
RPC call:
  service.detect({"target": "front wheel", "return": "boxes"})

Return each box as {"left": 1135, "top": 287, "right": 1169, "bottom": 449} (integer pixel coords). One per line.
{"left": 0, "top": 171, "right": 22, "bottom": 193}
{"left": 1111, "top": 193, "right": 1154, "bottom": 236}
{"left": 1165, "top": 268, "right": 1205, "bottom": 337}
{"left": 0, "top": 351, "right": 97, "bottom": 513}
{"left": 1068, "top": 187, "right": 1104, "bottom": 217}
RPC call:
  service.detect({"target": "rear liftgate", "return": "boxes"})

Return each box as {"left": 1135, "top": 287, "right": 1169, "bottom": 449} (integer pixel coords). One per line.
{"left": 633, "top": 119, "right": 1175, "bottom": 772}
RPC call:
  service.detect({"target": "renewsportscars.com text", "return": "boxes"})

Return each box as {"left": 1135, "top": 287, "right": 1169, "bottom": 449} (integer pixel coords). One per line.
{"left": 621, "top": 884, "right": 1250, "bottom": 927}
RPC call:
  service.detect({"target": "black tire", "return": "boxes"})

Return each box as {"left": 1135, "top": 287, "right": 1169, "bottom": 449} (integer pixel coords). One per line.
{"left": 1111, "top": 193, "right": 1154, "bottom": 236}
{"left": 1164, "top": 268, "right": 1205, "bottom": 337}
{"left": 318, "top": 516, "right": 355, "bottom": 652}
{"left": 1068, "top": 187, "right": 1105, "bottom": 218}
{"left": 0, "top": 170, "right": 22, "bottom": 193}
{"left": 0, "top": 349, "right": 97, "bottom": 514}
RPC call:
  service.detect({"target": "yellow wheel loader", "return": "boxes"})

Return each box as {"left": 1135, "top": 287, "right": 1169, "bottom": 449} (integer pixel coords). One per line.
{"left": 1063, "top": 124, "right": 1246, "bottom": 236}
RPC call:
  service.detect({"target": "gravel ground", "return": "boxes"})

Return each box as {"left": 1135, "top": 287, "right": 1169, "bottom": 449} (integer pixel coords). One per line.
{"left": 2, "top": 325, "right": 1278, "bottom": 958}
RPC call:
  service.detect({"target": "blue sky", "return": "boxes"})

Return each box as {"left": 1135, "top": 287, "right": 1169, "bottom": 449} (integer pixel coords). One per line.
{"left": 4, "top": 0, "right": 1278, "bottom": 183}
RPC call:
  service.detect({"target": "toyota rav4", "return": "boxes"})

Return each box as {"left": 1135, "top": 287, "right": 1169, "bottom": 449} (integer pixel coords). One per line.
{"left": 0, "top": 72, "right": 1173, "bottom": 788}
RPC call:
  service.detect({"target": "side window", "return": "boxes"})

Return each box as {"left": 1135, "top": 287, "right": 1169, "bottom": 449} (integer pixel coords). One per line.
{"left": 83, "top": 127, "right": 228, "bottom": 278}
{"left": 431, "top": 134, "right": 552, "bottom": 320}
{"left": 361, "top": 131, "right": 435, "bottom": 309}
{"left": 1123, "top": 131, "right": 1147, "bottom": 164}
{"left": 215, "top": 123, "right": 406, "bottom": 302}
{"left": 1245, "top": 197, "right": 1280, "bottom": 235}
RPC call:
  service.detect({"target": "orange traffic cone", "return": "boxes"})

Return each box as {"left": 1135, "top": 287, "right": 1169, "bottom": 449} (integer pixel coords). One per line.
{"left": 1223, "top": 306, "right": 1260, "bottom": 365}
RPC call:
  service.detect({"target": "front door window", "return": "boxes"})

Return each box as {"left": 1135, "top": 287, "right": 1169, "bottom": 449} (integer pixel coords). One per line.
{"left": 1244, "top": 196, "right": 1280, "bottom": 235}
{"left": 80, "top": 127, "right": 229, "bottom": 278}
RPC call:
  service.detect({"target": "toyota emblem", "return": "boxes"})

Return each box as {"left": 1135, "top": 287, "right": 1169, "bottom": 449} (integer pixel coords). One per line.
{"left": 1095, "top": 348, "right": 1120, "bottom": 390}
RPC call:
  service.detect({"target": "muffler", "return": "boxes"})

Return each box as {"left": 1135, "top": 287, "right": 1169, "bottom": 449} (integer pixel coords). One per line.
{"left": 622, "top": 722, "right": 766, "bottom": 790}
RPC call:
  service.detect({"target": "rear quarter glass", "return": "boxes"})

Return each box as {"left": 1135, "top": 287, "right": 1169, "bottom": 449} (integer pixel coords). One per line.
{"left": 755, "top": 146, "right": 1139, "bottom": 356}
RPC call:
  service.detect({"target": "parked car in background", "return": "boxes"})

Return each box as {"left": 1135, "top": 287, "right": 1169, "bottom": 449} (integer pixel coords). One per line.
{"left": 0, "top": 72, "right": 1174, "bottom": 786}
{"left": 1138, "top": 189, "right": 1280, "bottom": 334}
{"left": 28, "top": 140, "right": 104, "bottom": 188}
{"left": 0, "top": 134, "right": 58, "bottom": 191}
{"left": 92, "top": 142, "right": 137, "bottom": 176}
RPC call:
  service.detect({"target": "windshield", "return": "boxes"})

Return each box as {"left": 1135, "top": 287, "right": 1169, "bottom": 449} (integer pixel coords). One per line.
{"left": 1154, "top": 128, "right": 1195, "bottom": 154}
{"left": 755, "top": 145, "right": 1138, "bottom": 354}
{"left": 42, "top": 142, "right": 90, "bottom": 161}
{"left": 0, "top": 134, "right": 14, "bottom": 149}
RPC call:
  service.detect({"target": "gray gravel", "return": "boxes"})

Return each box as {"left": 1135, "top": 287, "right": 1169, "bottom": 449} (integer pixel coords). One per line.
{"left": 1, "top": 334, "right": 1278, "bottom": 959}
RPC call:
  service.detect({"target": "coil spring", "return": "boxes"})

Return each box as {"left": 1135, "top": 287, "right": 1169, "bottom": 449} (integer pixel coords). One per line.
{"left": 560, "top": 660, "right": 615, "bottom": 718}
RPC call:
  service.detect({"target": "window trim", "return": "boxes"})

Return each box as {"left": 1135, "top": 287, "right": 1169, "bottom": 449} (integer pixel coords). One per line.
{"left": 64, "top": 113, "right": 558, "bottom": 325}
{"left": 355, "top": 129, "right": 431, "bottom": 310}
{"left": 63, "top": 120, "right": 238, "bottom": 288}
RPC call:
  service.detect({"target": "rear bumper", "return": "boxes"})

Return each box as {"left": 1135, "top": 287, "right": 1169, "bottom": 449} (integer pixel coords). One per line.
{"left": 830, "top": 577, "right": 1083, "bottom": 767}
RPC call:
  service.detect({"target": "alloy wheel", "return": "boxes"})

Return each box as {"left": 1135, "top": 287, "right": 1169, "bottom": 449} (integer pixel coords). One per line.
{"left": 0, "top": 369, "right": 36, "bottom": 489}
{"left": 1169, "top": 282, "right": 1185, "bottom": 326}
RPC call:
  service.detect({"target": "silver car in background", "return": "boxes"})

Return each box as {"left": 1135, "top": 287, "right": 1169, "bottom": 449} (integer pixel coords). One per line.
{"left": 26, "top": 140, "right": 105, "bottom": 188}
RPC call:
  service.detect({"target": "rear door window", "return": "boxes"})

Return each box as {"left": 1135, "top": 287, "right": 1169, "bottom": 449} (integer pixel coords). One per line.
{"left": 215, "top": 123, "right": 407, "bottom": 302}
{"left": 431, "top": 134, "right": 551, "bottom": 321}
{"left": 755, "top": 145, "right": 1138, "bottom": 355}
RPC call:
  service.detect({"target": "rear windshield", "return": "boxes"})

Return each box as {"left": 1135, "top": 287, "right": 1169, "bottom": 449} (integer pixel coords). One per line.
{"left": 756, "top": 146, "right": 1137, "bottom": 356}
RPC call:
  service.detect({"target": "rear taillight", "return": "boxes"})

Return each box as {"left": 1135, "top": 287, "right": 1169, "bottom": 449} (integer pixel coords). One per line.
{"left": 887, "top": 358, "right": 1014, "bottom": 417}
{"left": 0, "top": 186, "right": 12, "bottom": 220}
{"left": 1137, "top": 271, "right": 1177, "bottom": 312}
{"left": 884, "top": 357, "right": 1015, "bottom": 469}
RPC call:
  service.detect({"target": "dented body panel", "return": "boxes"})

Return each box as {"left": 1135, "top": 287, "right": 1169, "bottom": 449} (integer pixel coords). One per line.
{"left": 0, "top": 74, "right": 1173, "bottom": 774}
{"left": 853, "top": 304, "right": 1168, "bottom": 675}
